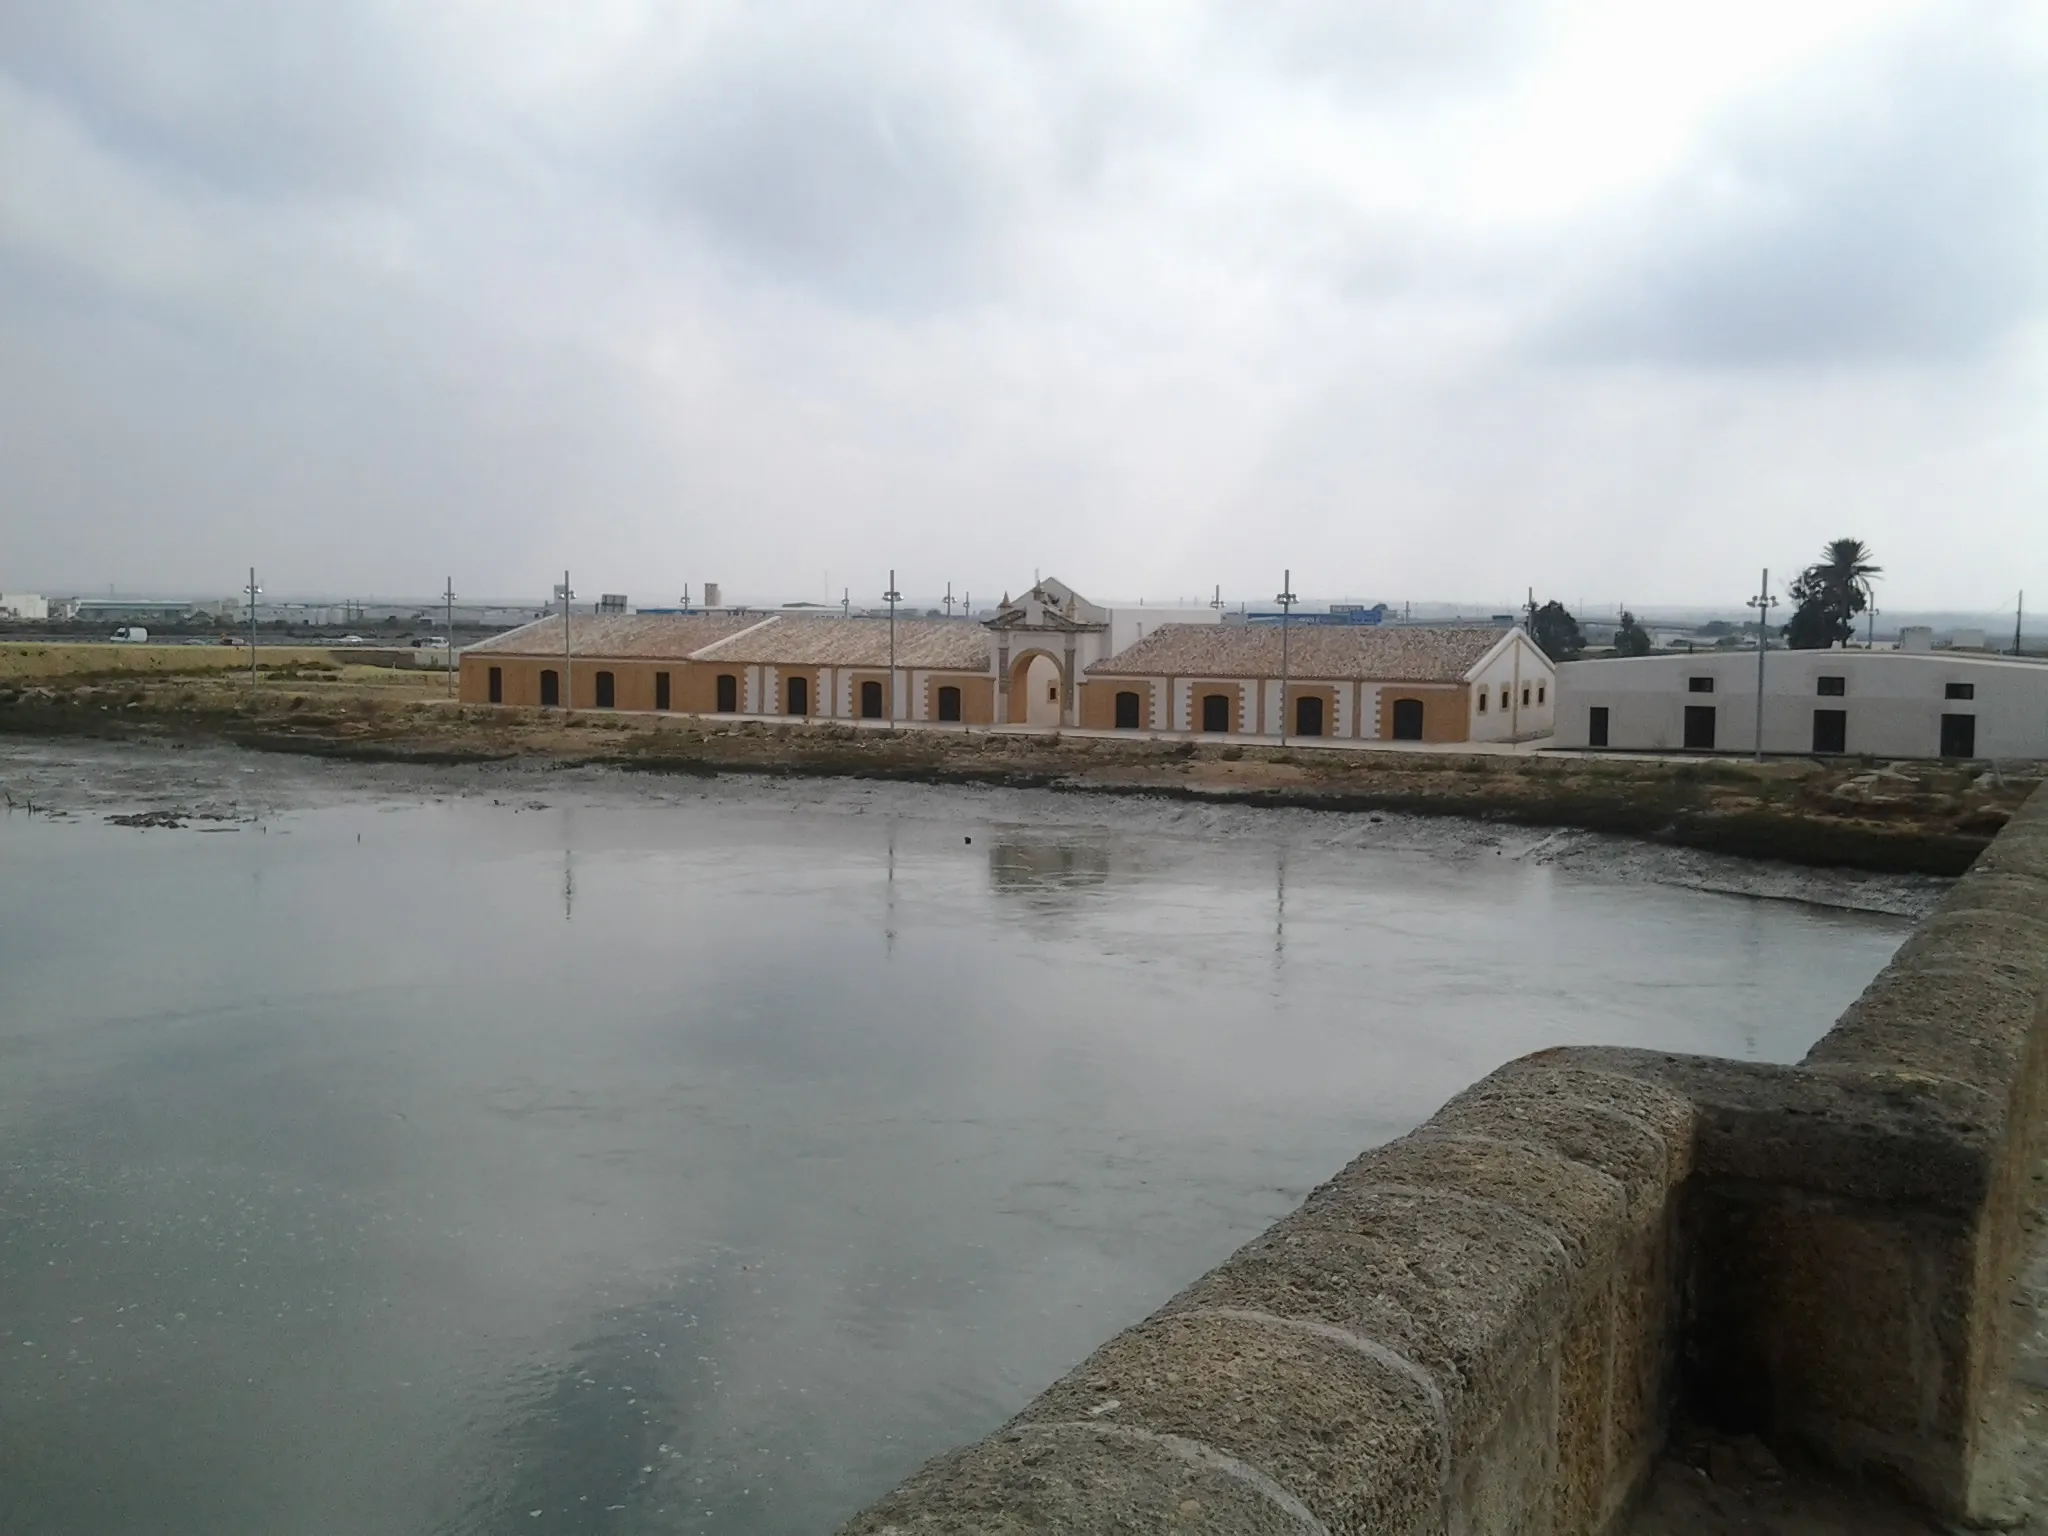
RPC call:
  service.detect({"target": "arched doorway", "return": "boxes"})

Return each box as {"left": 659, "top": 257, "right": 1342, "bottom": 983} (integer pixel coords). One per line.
{"left": 715, "top": 673, "right": 737, "bottom": 713}
{"left": 860, "top": 679, "right": 884, "bottom": 718}
{"left": 787, "top": 675, "right": 809, "bottom": 715}
{"left": 936, "top": 685, "right": 962, "bottom": 722}
{"left": 1011, "top": 652, "right": 1063, "bottom": 727}
{"left": 1200, "top": 693, "right": 1232, "bottom": 733}
{"left": 1391, "top": 697, "right": 1424, "bottom": 740}
{"left": 1114, "top": 690, "right": 1141, "bottom": 729}
{"left": 539, "top": 669, "right": 560, "bottom": 707}
{"left": 594, "top": 671, "right": 615, "bottom": 709}
{"left": 1294, "top": 694, "right": 1324, "bottom": 737}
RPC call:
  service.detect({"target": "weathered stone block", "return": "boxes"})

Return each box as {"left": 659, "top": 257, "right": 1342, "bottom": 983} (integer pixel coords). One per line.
{"left": 1165, "top": 1177, "right": 1569, "bottom": 1452}
{"left": 1015, "top": 1310, "right": 1446, "bottom": 1534}
{"left": 839, "top": 1419, "right": 1315, "bottom": 1534}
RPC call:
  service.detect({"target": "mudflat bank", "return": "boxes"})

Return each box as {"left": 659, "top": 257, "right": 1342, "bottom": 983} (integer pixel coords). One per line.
{"left": 1, "top": 644, "right": 2037, "bottom": 876}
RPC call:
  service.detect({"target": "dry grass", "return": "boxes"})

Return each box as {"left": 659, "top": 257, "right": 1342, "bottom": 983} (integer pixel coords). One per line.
{"left": 0, "top": 643, "right": 343, "bottom": 681}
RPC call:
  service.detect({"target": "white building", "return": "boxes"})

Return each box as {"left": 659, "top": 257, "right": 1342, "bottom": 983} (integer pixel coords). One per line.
{"left": 0, "top": 593, "right": 47, "bottom": 621}
{"left": 1555, "top": 650, "right": 2048, "bottom": 760}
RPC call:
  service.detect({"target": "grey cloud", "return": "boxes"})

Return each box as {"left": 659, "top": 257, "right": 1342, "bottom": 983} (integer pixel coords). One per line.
{"left": 650, "top": 26, "right": 1014, "bottom": 316}
{"left": 664, "top": 74, "right": 995, "bottom": 314}
{"left": 1545, "top": 15, "right": 2048, "bottom": 368}
{"left": 0, "top": 0, "right": 427, "bottom": 199}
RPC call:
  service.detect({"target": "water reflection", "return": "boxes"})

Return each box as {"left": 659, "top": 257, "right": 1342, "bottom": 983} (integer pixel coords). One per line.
{"left": 987, "top": 837, "right": 1113, "bottom": 904}
{"left": 0, "top": 762, "right": 1915, "bottom": 1536}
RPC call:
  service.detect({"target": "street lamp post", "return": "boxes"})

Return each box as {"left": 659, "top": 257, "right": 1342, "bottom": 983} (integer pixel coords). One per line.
{"left": 443, "top": 576, "right": 456, "bottom": 698}
{"left": 1276, "top": 569, "right": 1297, "bottom": 745}
{"left": 245, "top": 568, "right": 261, "bottom": 693}
{"left": 1746, "top": 568, "right": 1779, "bottom": 762}
{"left": 555, "top": 571, "right": 574, "bottom": 709}
{"left": 883, "top": 570, "right": 901, "bottom": 726}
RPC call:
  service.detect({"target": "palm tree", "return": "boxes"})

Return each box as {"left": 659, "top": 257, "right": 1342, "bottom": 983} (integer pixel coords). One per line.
{"left": 1785, "top": 538, "right": 1881, "bottom": 649}
{"left": 1818, "top": 539, "right": 1882, "bottom": 615}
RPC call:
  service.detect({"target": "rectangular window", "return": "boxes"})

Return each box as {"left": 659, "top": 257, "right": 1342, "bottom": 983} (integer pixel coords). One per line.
{"left": 1945, "top": 681, "right": 1975, "bottom": 700}
{"left": 1812, "top": 709, "right": 1847, "bottom": 754}
{"left": 1588, "top": 706, "right": 1609, "bottom": 748}
{"left": 1687, "top": 677, "right": 1714, "bottom": 694}
{"left": 1521, "top": 686, "right": 1531, "bottom": 707}
{"left": 1817, "top": 676, "right": 1845, "bottom": 696}
{"left": 487, "top": 666, "right": 502, "bottom": 704}
{"left": 1537, "top": 684, "right": 1545, "bottom": 704}
{"left": 1478, "top": 690, "right": 1488, "bottom": 712}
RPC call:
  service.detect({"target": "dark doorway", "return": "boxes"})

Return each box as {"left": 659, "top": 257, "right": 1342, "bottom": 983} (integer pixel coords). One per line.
{"left": 1114, "top": 690, "right": 1141, "bottom": 729}
{"left": 487, "top": 666, "right": 502, "bottom": 704}
{"left": 1812, "top": 709, "right": 1846, "bottom": 754}
{"left": 1940, "top": 713, "right": 1976, "bottom": 758}
{"left": 860, "top": 680, "right": 884, "bottom": 718}
{"left": 540, "top": 669, "right": 560, "bottom": 707}
{"left": 787, "top": 676, "right": 808, "bottom": 715}
{"left": 1295, "top": 695, "right": 1325, "bottom": 737}
{"left": 1683, "top": 705, "right": 1716, "bottom": 751}
{"left": 654, "top": 672, "right": 670, "bottom": 711}
{"left": 1200, "top": 693, "right": 1230, "bottom": 732}
{"left": 1588, "top": 706, "right": 1609, "bottom": 748}
{"left": 716, "top": 673, "right": 738, "bottom": 713}
{"left": 594, "top": 671, "right": 615, "bottom": 708}
{"left": 937, "top": 685, "right": 962, "bottom": 722}
{"left": 1390, "top": 697, "right": 1424, "bottom": 741}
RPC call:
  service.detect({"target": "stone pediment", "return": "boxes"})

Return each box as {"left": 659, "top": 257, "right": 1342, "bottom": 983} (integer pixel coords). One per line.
{"left": 985, "top": 579, "right": 1108, "bottom": 634}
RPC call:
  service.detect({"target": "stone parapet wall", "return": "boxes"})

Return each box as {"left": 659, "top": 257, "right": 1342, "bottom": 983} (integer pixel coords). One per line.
{"left": 842, "top": 784, "right": 2048, "bottom": 1533}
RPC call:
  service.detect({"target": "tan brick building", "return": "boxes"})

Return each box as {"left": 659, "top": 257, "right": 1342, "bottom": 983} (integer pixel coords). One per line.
{"left": 458, "top": 592, "right": 1556, "bottom": 745}
{"left": 1077, "top": 623, "right": 1556, "bottom": 743}
{"left": 459, "top": 612, "right": 997, "bottom": 723}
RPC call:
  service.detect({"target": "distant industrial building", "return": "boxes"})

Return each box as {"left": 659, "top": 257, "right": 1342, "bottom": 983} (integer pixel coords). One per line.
{"left": 459, "top": 578, "right": 1555, "bottom": 743}
{"left": 70, "top": 598, "right": 197, "bottom": 624}
{"left": 0, "top": 593, "right": 47, "bottom": 620}
{"left": 1554, "top": 650, "right": 2048, "bottom": 759}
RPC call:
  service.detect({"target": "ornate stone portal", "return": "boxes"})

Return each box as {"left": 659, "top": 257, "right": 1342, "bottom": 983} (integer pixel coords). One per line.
{"left": 983, "top": 579, "right": 1113, "bottom": 727}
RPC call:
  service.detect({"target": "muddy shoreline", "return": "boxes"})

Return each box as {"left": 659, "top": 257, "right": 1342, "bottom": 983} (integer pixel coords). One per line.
{"left": 2, "top": 641, "right": 2040, "bottom": 879}
{"left": 0, "top": 737, "right": 1950, "bottom": 918}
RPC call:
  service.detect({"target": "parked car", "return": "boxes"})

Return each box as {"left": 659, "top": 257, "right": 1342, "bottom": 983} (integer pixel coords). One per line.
{"left": 110, "top": 626, "right": 149, "bottom": 643}
{"left": 336, "top": 634, "right": 368, "bottom": 645}
{"left": 411, "top": 636, "right": 449, "bottom": 649}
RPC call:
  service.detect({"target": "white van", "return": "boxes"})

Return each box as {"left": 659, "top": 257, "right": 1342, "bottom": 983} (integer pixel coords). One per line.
{"left": 110, "top": 627, "right": 149, "bottom": 643}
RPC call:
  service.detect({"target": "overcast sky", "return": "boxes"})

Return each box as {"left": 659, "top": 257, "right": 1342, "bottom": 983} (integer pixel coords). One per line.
{"left": 1, "top": 1, "right": 2042, "bottom": 611}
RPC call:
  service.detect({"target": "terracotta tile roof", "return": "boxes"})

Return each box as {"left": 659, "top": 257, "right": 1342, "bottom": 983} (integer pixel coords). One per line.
{"left": 694, "top": 616, "right": 992, "bottom": 671}
{"left": 1087, "top": 623, "right": 1511, "bottom": 682}
{"left": 464, "top": 613, "right": 761, "bottom": 659}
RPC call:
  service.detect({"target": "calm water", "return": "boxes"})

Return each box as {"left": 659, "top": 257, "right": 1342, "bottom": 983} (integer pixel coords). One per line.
{"left": 0, "top": 750, "right": 1911, "bottom": 1534}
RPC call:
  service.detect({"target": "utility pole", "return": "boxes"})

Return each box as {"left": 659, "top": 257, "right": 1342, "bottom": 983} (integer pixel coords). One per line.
{"left": 556, "top": 570, "right": 574, "bottom": 708}
{"left": 883, "top": 570, "right": 901, "bottom": 726}
{"left": 943, "top": 581, "right": 954, "bottom": 618}
{"left": 1276, "top": 568, "right": 1297, "bottom": 745}
{"left": 1746, "top": 568, "right": 1778, "bottom": 762}
{"left": 1525, "top": 586, "right": 1536, "bottom": 632}
{"left": 443, "top": 576, "right": 456, "bottom": 698}
{"left": 1867, "top": 600, "right": 1879, "bottom": 649}
{"left": 1211, "top": 583, "right": 1223, "bottom": 610}
{"left": 245, "top": 567, "right": 261, "bottom": 693}
{"left": 2017, "top": 592, "right": 2026, "bottom": 657}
